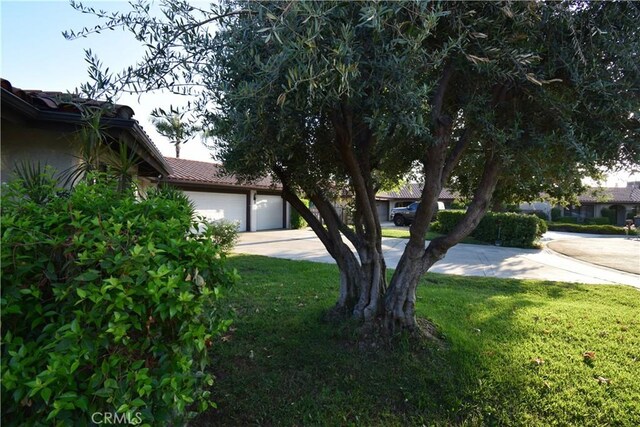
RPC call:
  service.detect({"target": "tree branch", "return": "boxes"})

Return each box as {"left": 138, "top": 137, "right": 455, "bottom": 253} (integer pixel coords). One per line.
{"left": 330, "top": 108, "right": 379, "bottom": 238}
{"left": 273, "top": 168, "right": 334, "bottom": 255}
{"left": 431, "top": 60, "right": 455, "bottom": 127}
{"left": 441, "top": 127, "right": 472, "bottom": 187}
{"left": 422, "top": 144, "right": 502, "bottom": 270}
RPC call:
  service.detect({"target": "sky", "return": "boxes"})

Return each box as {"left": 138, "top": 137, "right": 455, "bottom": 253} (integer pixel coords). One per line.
{"left": 1, "top": 0, "right": 638, "bottom": 186}
{"left": 1, "top": 0, "right": 211, "bottom": 161}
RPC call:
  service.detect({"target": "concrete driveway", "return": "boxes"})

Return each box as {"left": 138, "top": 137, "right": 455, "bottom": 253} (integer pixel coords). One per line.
{"left": 544, "top": 231, "right": 640, "bottom": 275}
{"left": 235, "top": 229, "right": 640, "bottom": 288}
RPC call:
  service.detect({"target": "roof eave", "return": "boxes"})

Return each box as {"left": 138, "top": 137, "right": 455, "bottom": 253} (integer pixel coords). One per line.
{"left": 2, "top": 88, "right": 172, "bottom": 177}
{"left": 164, "top": 177, "right": 282, "bottom": 192}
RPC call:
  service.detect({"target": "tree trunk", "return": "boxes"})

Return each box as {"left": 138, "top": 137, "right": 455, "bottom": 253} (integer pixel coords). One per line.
{"left": 175, "top": 142, "right": 181, "bottom": 158}
{"left": 271, "top": 82, "right": 501, "bottom": 338}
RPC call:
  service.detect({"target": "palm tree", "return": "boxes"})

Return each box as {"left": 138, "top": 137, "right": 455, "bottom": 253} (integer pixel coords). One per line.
{"left": 152, "top": 113, "right": 194, "bottom": 158}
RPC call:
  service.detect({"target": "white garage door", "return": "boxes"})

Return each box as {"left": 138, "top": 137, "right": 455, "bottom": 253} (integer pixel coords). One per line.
{"left": 184, "top": 191, "right": 247, "bottom": 231}
{"left": 256, "top": 194, "right": 283, "bottom": 230}
{"left": 376, "top": 201, "right": 389, "bottom": 223}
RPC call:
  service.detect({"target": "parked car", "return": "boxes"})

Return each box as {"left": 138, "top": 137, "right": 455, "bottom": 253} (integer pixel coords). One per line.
{"left": 390, "top": 201, "right": 444, "bottom": 226}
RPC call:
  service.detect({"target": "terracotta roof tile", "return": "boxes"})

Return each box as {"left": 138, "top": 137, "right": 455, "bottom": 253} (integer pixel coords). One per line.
{"left": 376, "top": 183, "right": 457, "bottom": 200}
{"left": 164, "top": 157, "right": 282, "bottom": 190}
{"left": 1, "top": 78, "right": 134, "bottom": 119}
{"left": 578, "top": 184, "right": 640, "bottom": 204}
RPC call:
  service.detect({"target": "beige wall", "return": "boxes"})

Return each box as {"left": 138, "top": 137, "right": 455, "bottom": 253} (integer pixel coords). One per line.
{"left": 1, "top": 121, "right": 80, "bottom": 184}
{"left": 1, "top": 121, "right": 156, "bottom": 192}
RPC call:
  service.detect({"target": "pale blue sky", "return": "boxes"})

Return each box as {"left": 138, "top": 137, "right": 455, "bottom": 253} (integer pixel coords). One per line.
{"left": 1, "top": 1, "right": 637, "bottom": 185}
{"left": 1, "top": 0, "right": 208, "bottom": 159}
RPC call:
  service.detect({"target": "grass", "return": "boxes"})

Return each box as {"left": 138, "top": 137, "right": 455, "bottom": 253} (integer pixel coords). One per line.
{"left": 381, "top": 227, "right": 487, "bottom": 245}
{"left": 194, "top": 255, "right": 640, "bottom": 426}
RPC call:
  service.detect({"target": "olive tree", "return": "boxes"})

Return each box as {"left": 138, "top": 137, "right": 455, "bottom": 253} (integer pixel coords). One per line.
{"left": 67, "top": 1, "right": 639, "bottom": 335}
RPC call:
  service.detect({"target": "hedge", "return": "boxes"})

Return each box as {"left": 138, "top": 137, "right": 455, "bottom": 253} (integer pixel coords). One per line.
{"left": 546, "top": 223, "right": 627, "bottom": 235}
{"left": 436, "top": 210, "right": 545, "bottom": 248}
{"left": 584, "top": 217, "right": 611, "bottom": 225}
{"left": 554, "top": 216, "right": 578, "bottom": 224}
{"left": 290, "top": 198, "right": 309, "bottom": 229}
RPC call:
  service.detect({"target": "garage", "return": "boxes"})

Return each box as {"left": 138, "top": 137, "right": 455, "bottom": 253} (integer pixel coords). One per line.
{"left": 256, "top": 194, "right": 284, "bottom": 230}
{"left": 165, "top": 158, "right": 289, "bottom": 232}
{"left": 376, "top": 200, "right": 389, "bottom": 223}
{"left": 184, "top": 190, "right": 247, "bottom": 231}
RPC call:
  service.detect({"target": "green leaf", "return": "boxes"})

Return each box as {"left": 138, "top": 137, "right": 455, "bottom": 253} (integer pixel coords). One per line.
{"left": 76, "top": 270, "right": 100, "bottom": 282}
{"left": 93, "top": 388, "right": 111, "bottom": 398}
{"left": 104, "top": 378, "right": 118, "bottom": 389}
{"left": 131, "top": 398, "right": 145, "bottom": 407}
{"left": 40, "top": 387, "right": 52, "bottom": 403}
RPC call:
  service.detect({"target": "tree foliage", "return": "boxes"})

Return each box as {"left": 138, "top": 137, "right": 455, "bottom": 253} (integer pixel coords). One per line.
{"left": 67, "top": 0, "right": 639, "bottom": 333}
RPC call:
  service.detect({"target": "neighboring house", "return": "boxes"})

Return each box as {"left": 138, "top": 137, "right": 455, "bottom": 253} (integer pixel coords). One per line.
{"left": 1, "top": 78, "right": 171, "bottom": 188}
{"left": 376, "top": 182, "right": 640, "bottom": 226}
{"left": 563, "top": 182, "right": 640, "bottom": 225}
{"left": 163, "top": 157, "right": 290, "bottom": 232}
{"left": 375, "top": 183, "right": 457, "bottom": 222}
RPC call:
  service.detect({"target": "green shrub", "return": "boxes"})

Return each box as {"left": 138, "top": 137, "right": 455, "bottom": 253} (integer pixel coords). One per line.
{"left": 537, "top": 217, "right": 548, "bottom": 235}
{"left": 550, "top": 207, "right": 562, "bottom": 221}
{"left": 532, "top": 211, "right": 549, "bottom": 221}
{"left": 547, "top": 223, "right": 626, "bottom": 235}
{"left": 436, "top": 210, "right": 541, "bottom": 248}
{"left": 482, "top": 212, "right": 540, "bottom": 248}
{"left": 434, "top": 210, "right": 466, "bottom": 235}
{"left": 1, "top": 173, "right": 236, "bottom": 426}
{"left": 290, "top": 199, "right": 309, "bottom": 229}
{"left": 554, "top": 216, "right": 578, "bottom": 224}
{"left": 584, "top": 217, "right": 610, "bottom": 225}
{"left": 600, "top": 207, "right": 616, "bottom": 225}
{"left": 450, "top": 199, "right": 468, "bottom": 210}
{"left": 206, "top": 219, "right": 240, "bottom": 252}
{"left": 467, "top": 213, "right": 499, "bottom": 243}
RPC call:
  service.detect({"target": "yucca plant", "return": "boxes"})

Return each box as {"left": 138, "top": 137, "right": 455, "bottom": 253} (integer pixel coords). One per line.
{"left": 10, "top": 161, "right": 60, "bottom": 205}
{"left": 59, "top": 107, "right": 109, "bottom": 187}
{"left": 103, "top": 138, "right": 141, "bottom": 194}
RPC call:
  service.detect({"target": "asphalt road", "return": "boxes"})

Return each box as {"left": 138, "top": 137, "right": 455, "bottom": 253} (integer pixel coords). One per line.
{"left": 235, "top": 229, "right": 640, "bottom": 289}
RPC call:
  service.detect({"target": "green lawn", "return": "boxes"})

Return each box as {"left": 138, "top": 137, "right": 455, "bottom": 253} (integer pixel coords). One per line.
{"left": 194, "top": 255, "right": 640, "bottom": 426}
{"left": 381, "top": 227, "right": 487, "bottom": 245}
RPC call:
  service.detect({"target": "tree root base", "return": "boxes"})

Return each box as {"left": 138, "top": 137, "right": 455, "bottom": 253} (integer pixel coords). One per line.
{"left": 355, "top": 317, "right": 447, "bottom": 351}
{"left": 323, "top": 307, "right": 447, "bottom": 352}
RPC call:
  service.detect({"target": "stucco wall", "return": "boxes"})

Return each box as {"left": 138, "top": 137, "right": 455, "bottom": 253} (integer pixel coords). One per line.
{"left": 1, "top": 121, "right": 153, "bottom": 191}
{"left": 1, "top": 120, "right": 80, "bottom": 184}
{"left": 519, "top": 201, "right": 552, "bottom": 218}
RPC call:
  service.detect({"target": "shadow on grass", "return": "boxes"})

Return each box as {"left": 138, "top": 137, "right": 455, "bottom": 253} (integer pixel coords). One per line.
{"left": 193, "top": 255, "right": 640, "bottom": 426}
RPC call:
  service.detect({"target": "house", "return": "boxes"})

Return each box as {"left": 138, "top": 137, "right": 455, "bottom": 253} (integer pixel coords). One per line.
{"left": 1, "top": 79, "right": 291, "bottom": 232}
{"left": 563, "top": 182, "right": 640, "bottom": 225}
{"left": 163, "top": 157, "right": 290, "bottom": 232}
{"left": 375, "top": 183, "right": 457, "bottom": 222}
{"left": 1, "top": 78, "right": 171, "bottom": 188}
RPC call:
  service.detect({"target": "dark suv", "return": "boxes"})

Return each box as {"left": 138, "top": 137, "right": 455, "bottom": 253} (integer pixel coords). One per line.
{"left": 390, "top": 201, "right": 444, "bottom": 226}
